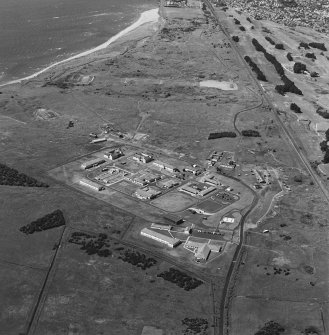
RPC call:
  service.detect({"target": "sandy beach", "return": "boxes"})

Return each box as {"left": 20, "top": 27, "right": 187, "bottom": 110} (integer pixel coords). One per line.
{"left": 0, "top": 8, "right": 159, "bottom": 88}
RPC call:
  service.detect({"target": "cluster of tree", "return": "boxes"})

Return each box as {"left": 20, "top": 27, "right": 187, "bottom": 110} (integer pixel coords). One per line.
{"left": 241, "top": 130, "right": 261, "bottom": 137}
{"left": 265, "top": 36, "right": 275, "bottom": 45}
{"left": 286, "top": 53, "right": 293, "bottom": 61}
{"left": 305, "top": 52, "right": 316, "bottom": 60}
{"left": 290, "top": 102, "right": 302, "bottom": 113}
{"left": 233, "top": 18, "right": 240, "bottom": 24}
{"left": 247, "top": 17, "right": 252, "bottom": 23}
{"left": 208, "top": 132, "right": 237, "bottom": 139}
{"left": 239, "top": 26, "right": 246, "bottom": 31}
{"left": 293, "top": 62, "right": 307, "bottom": 73}
{"left": 316, "top": 106, "right": 329, "bottom": 119}
{"left": 310, "top": 71, "right": 319, "bottom": 78}
{"left": 0, "top": 163, "right": 48, "bottom": 187}
{"left": 68, "top": 232, "right": 112, "bottom": 257}
{"left": 20, "top": 209, "right": 65, "bottom": 235}
{"left": 244, "top": 56, "right": 267, "bottom": 81}
{"left": 275, "top": 43, "right": 285, "bottom": 50}
{"left": 255, "top": 321, "right": 285, "bottom": 335}
{"left": 293, "top": 174, "right": 303, "bottom": 182}
{"left": 299, "top": 41, "right": 327, "bottom": 51}
{"left": 232, "top": 36, "right": 239, "bottom": 42}
{"left": 309, "top": 42, "right": 327, "bottom": 51}
{"left": 182, "top": 318, "right": 208, "bottom": 334}
{"left": 119, "top": 249, "right": 157, "bottom": 270}
{"left": 251, "top": 38, "right": 303, "bottom": 95}
{"left": 299, "top": 41, "right": 310, "bottom": 49}
{"left": 157, "top": 268, "right": 203, "bottom": 291}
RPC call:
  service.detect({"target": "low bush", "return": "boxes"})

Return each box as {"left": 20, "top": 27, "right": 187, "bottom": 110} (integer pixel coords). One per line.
{"left": 232, "top": 35, "right": 239, "bottom": 42}
{"left": 275, "top": 43, "right": 285, "bottom": 50}
{"left": 255, "top": 321, "right": 285, "bottom": 335}
{"left": 305, "top": 52, "right": 316, "bottom": 59}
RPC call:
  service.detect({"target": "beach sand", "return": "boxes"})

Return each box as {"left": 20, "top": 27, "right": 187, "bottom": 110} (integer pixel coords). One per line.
{"left": 0, "top": 8, "right": 159, "bottom": 88}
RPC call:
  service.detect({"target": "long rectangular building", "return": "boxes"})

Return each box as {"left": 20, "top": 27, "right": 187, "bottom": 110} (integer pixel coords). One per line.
{"left": 79, "top": 178, "right": 105, "bottom": 191}
{"left": 141, "top": 228, "right": 181, "bottom": 248}
{"left": 81, "top": 158, "right": 105, "bottom": 170}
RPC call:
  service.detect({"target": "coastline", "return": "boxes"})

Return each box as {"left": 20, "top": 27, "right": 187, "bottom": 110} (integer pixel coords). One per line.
{"left": 0, "top": 8, "right": 159, "bottom": 88}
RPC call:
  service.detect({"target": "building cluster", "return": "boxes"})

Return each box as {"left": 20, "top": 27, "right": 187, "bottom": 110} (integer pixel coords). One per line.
{"left": 104, "top": 148, "right": 123, "bottom": 160}
{"left": 135, "top": 186, "right": 162, "bottom": 200}
{"left": 207, "top": 151, "right": 236, "bottom": 170}
{"left": 224, "top": 0, "right": 329, "bottom": 34}
{"left": 132, "top": 152, "right": 154, "bottom": 164}
{"left": 184, "top": 237, "right": 222, "bottom": 262}
{"left": 252, "top": 168, "right": 271, "bottom": 188}
{"left": 128, "top": 171, "right": 162, "bottom": 186}
{"left": 180, "top": 182, "right": 217, "bottom": 197}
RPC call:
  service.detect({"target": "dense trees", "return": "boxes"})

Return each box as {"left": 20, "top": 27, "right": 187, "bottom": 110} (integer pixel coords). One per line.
{"left": 251, "top": 38, "right": 303, "bottom": 96}
{"left": 255, "top": 321, "right": 285, "bottom": 335}
{"left": 293, "top": 62, "right": 307, "bottom": 73}
{"left": 119, "top": 249, "right": 157, "bottom": 269}
{"left": 182, "top": 318, "right": 208, "bottom": 334}
{"left": 290, "top": 103, "right": 302, "bottom": 113}
{"left": 0, "top": 163, "right": 48, "bottom": 187}
{"left": 208, "top": 132, "right": 237, "bottom": 139}
{"left": 316, "top": 106, "right": 329, "bottom": 119}
{"left": 287, "top": 53, "right": 293, "bottom": 61}
{"left": 265, "top": 36, "right": 275, "bottom": 45}
{"left": 239, "top": 26, "right": 246, "bottom": 31}
{"left": 157, "top": 268, "right": 203, "bottom": 291}
{"left": 20, "top": 209, "right": 65, "bottom": 234}
{"left": 275, "top": 43, "right": 285, "bottom": 50}
{"left": 305, "top": 52, "right": 316, "bottom": 59}
{"left": 299, "top": 41, "right": 327, "bottom": 51}
{"left": 242, "top": 130, "right": 261, "bottom": 137}
{"left": 309, "top": 42, "right": 327, "bottom": 51}
{"left": 244, "top": 56, "right": 267, "bottom": 81}
{"left": 232, "top": 35, "right": 239, "bottom": 42}
{"left": 319, "top": 129, "right": 329, "bottom": 163}
{"left": 233, "top": 18, "right": 240, "bottom": 24}
{"left": 69, "top": 232, "right": 112, "bottom": 256}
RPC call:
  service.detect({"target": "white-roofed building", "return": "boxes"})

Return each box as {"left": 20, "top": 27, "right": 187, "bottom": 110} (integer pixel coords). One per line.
{"left": 141, "top": 228, "right": 181, "bottom": 248}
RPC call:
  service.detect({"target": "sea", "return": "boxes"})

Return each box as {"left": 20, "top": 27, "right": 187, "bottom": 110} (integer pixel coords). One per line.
{"left": 0, "top": 0, "right": 155, "bottom": 84}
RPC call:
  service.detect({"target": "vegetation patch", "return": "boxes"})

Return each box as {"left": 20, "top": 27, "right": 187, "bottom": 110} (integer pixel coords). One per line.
{"left": 293, "top": 62, "right": 307, "bottom": 74}
{"left": 287, "top": 53, "right": 293, "bottom": 61}
{"left": 232, "top": 35, "right": 239, "bottom": 42}
{"left": 265, "top": 36, "right": 275, "bottom": 45}
{"left": 275, "top": 43, "right": 285, "bottom": 50}
{"left": 316, "top": 106, "right": 329, "bottom": 119}
{"left": 255, "top": 321, "right": 285, "bottom": 335}
{"left": 208, "top": 132, "right": 237, "bottom": 139}
{"left": 119, "top": 249, "right": 157, "bottom": 270}
{"left": 68, "top": 232, "right": 112, "bottom": 257}
{"left": 251, "top": 38, "right": 302, "bottom": 95}
{"left": 309, "top": 42, "right": 327, "bottom": 51}
{"left": 290, "top": 103, "right": 302, "bottom": 113}
{"left": 157, "top": 268, "right": 203, "bottom": 291}
{"left": 182, "top": 318, "right": 208, "bottom": 334}
{"left": 244, "top": 56, "right": 267, "bottom": 81}
{"left": 239, "top": 26, "right": 246, "bottom": 31}
{"left": 305, "top": 52, "right": 316, "bottom": 60}
{"left": 20, "top": 209, "right": 65, "bottom": 234}
{"left": 0, "top": 163, "right": 48, "bottom": 187}
{"left": 241, "top": 130, "right": 261, "bottom": 137}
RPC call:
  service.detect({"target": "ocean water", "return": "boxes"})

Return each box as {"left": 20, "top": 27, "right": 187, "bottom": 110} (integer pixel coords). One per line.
{"left": 0, "top": 0, "right": 155, "bottom": 83}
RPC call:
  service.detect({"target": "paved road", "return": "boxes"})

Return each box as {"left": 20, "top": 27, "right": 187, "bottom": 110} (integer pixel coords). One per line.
{"left": 202, "top": 1, "right": 329, "bottom": 334}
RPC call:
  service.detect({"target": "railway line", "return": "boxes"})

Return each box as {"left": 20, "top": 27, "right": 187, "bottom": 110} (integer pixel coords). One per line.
{"left": 202, "top": 1, "right": 329, "bottom": 334}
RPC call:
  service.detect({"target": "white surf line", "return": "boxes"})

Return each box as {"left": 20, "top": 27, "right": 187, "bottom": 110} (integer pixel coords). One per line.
{"left": 0, "top": 8, "right": 159, "bottom": 88}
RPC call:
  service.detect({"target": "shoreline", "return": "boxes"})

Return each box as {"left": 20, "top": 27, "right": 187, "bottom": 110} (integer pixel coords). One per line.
{"left": 0, "top": 8, "right": 159, "bottom": 88}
